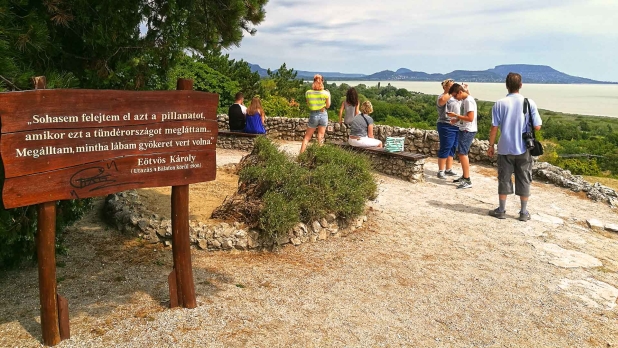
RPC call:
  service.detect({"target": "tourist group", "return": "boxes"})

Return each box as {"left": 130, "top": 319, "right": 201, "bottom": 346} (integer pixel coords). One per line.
{"left": 227, "top": 73, "right": 542, "bottom": 221}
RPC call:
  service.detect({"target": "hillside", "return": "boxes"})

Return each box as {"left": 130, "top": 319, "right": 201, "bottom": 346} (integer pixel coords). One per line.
{"left": 249, "top": 63, "right": 615, "bottom": 84}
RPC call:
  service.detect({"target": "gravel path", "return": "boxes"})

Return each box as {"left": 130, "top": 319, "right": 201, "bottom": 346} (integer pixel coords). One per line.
{"left": 1, "top": 141, "right": 617, "bottom": 347}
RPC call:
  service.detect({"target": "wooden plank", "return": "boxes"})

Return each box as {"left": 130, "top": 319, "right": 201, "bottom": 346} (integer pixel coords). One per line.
{"left": 3, "top": 150, "right": 216, "bottom": 208}
{"left": 57, "top": 294, "right": 70, "bottom": 340}
{"left": 1, "top": 120, "right": 217, "bottom": 178}
{"left": 37, "top": 201, "right": 61, "bottom": 346}
{"left": 0, "top": 89, "right": 219, "bottom": 133}
{"left": 329, "top": 141, "right": 426, "bottom": 160}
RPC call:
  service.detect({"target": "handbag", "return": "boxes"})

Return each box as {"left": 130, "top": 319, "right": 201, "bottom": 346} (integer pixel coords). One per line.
{"left": 523, "top": 98, "right": 544, "bottom": 156}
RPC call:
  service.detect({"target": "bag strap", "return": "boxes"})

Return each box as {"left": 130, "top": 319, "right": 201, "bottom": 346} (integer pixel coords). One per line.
{"left": 360, "top": 114, "right": 370, "bottom": 127}
{"left": 523, "top": 98, "right": 536, "bottom": 139}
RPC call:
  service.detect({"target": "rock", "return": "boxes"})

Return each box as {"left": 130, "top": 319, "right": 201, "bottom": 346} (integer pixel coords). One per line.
{"left": 328, "top": 227, "right": 339, "bottom": 235}
{"left": 137, "top": 219, "right": 149, "bottom": 231}
{"left": 531, "top": 242, "right": 603, "bottom": 268}
{"left": 320, "top": 218, "right": 329, "bottom": 228}
{"left": 531, "top": 213, "right": 564, "bottom": 225}
{"left": 164, "top": 241, "right": 172, "bottom": 247}
{"left": 605, "top": 224, "right": 618, "bottom": 233}
{"left": 210, "top": 240, "right": 222, "bottom": 249}
{"left": 290, "top": 238, "right": 301, "bottom": 246}
{"left": 586, "top": 219, "right": 605, "bottom": 231}
{"left": 222, "top": 239, "right": 234, "bottom": 250}
{"left": 235, "top": 229, "right": 247, "bottom": 238}
{"left": 556, "top": 278, "right": 618, "bottom": 310}
{"left": 235, "top": 239, "right": 248, "bottom": 250}
{"left": 318, "top": 229, "right": 328, "bottom": 241}
{"left": 312, "top": 220, "right": 322, "bottom": 233}
{"left": 294, "top": 223, "right": 308, "bottom": 236}
{"left": 198, "top": 240, "right": 208, "bottom": 250}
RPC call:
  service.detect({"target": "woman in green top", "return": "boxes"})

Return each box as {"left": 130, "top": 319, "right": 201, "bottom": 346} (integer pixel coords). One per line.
{"left": 300, "top": 74, "right": 331, "bottom": 154}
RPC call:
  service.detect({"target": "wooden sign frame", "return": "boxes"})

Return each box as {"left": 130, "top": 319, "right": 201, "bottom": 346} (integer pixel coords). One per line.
{"left": 0, "top": 77, "right": 215, "bottom": 346}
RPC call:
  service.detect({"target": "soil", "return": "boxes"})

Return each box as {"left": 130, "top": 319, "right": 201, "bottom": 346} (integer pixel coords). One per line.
{"left": 1, "top": 141, "right": 617, "bottom": 347}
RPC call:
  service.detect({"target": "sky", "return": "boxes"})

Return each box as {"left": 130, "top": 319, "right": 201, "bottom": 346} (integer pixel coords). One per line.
{"left": 225, "top": 0, "right": 618, "bottom": 82}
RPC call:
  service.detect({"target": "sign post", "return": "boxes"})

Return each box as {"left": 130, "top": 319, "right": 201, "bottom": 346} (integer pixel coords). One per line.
{"left": 0, "top": 78, "right": 218, "bottom": 345}
{"left": 170, "top": 78, "right": 197, "bottom": 309}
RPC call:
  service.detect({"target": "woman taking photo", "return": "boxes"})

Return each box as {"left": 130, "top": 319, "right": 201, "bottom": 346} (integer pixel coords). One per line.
{"left": 300, "top": 74, "right": 331, "bottom": 153}
{"left": 243, "top": 96, "right": 267, "bottom": 134}
{"left": 436, "top": 78, "right": 461, "bottom": 179}
{"left": 338, "top": 87, "right": 360, "bottom": 126}
{"left": 347, "top": 101, "right": 382, "bottom": 148}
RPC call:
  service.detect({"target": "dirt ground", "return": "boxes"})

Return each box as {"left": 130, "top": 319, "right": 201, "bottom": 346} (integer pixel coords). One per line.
{"left": 1, "top": 141, "right": 617, "bottom": 347}
{"left": 136, "top": 166, "right": 239, "bottom": 221}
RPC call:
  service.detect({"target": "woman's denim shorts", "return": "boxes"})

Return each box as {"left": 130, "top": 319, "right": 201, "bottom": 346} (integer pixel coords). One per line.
{"left": 308, "top": 110, "right": 328, "bottom": 128}
{"left": 437, "top": 122, "right": 459, "bottom": 158}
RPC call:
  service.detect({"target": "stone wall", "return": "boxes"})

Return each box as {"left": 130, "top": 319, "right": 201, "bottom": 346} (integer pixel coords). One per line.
{"left": 217, "top": 114, "right": 496, "bottom": 164}
{"left": 105, "top": 191, "right": 368, "bottom": 250}
{"left": 533, "top": 162, "right": 618, "bottom": 208}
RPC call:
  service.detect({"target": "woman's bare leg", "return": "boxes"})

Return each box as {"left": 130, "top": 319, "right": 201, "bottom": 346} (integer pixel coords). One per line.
{"left": 316, "top": 126, "right": 326, "bottom": 146}
{"left": 300, "top": 127, "right": 317, "bottom": 154}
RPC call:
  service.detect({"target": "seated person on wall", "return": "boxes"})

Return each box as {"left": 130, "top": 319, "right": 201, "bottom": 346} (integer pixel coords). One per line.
{"left": 348, "top": 101, "right": 383, "bottom": 148}
{"left": 228, "top": 92, "right": 247, "bottom": 132}
{"left": 243, "top": 96, "right": 267, "bottom": 134}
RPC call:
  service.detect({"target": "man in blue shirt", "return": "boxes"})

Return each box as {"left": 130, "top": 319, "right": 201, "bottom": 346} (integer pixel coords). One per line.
{"left": 487, "top": 73, "right": 542, "bottom": 221}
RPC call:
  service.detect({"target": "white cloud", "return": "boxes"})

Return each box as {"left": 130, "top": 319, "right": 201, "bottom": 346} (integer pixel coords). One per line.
{"left": 227, "top": 0, "right": 618, "bottom": 81}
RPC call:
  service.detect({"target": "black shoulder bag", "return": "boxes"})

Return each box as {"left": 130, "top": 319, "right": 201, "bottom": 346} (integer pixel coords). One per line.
{"left": 523, "top": 98, "right": 544, "bottom": 156}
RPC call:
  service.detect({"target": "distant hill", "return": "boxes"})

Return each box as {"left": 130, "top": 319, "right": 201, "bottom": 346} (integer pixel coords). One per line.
{"left": 249, "top": 64, "right": 366, "bottom": 79}
{"left": 249, "top": 63, "right": 615, "bottom": 84}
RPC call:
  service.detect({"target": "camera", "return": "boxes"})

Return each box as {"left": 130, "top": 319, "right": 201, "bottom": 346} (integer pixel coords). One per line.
{"left": 522, "top": 132, "right": 535, "bottom": 149}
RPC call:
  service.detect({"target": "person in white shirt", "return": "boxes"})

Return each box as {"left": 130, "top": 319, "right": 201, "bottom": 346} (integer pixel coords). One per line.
{"left": 446, "top": 83, "right": 477, "bottom": 189}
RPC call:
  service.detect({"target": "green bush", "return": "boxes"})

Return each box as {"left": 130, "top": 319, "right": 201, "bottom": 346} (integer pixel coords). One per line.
{"left": 0, "top": 163, "right": 93, "bottom": 269}
{"left": 239, "top": 138, "right": 377, "bottom": 242}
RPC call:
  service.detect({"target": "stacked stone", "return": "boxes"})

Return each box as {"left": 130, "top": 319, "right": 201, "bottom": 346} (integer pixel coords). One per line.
{"left": 104, "top": 191, "right": 368, "bottom": 251}
{"left": 533, "top": 162, "right": 618, "bottom": 208}
{"left": 217, "top": 114, "right": 497, "bottom": 165}
{"left": 216, "top": 135, "right": 256, "bottom": 151}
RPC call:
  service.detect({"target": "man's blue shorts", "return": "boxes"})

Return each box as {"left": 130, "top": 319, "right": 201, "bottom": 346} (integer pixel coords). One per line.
{"left": 457, "top": 130, "right": 477, "bottom": 155}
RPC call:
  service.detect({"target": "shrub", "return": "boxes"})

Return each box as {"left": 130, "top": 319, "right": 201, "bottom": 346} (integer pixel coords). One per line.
{"left": 235, "top": 137, "right": 377, "bottom": 242}
{"left": 0, "top": 163, "right": 93, "bottom": 269}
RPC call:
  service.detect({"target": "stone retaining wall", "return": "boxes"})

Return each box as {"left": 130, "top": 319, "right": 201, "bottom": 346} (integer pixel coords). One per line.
{"left": 105, "top": 191, "right": 368, "bottom": 250}
{"left": 216, "top": 114, "right": 495, "bottom": 164}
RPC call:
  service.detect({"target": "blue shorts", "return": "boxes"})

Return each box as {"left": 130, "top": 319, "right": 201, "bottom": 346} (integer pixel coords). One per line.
{"left": 457, "top": 130, "right": 477, "bottom": 155}
{"left": 308, "top": 111, "right": 328, "bottom": 128}
{"left": 437, "top": 122, "right": 459, "bottom": 158}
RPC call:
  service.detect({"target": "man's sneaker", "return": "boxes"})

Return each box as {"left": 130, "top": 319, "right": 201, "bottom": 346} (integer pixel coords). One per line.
{"left": 437, "top": 171, "right": 446, "bottom": 179}
{"left": 453, "top": 176, "right": 464, "bottom": 183}
{"left": 489, "top": 208, "right": 506, "bottom": 219}
{"left": 444, "top": 169, "right": 458, "bottom": 176}
{"left": 457, "top": 179, "right": 472, "bottom": 189}
{"left": 518, "top": 211, "right": 531, "bottom": 222}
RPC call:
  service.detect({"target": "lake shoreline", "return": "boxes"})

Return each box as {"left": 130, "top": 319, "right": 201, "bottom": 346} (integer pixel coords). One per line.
{"left": 330, "top": 80, "right": 618, "bottom": 118}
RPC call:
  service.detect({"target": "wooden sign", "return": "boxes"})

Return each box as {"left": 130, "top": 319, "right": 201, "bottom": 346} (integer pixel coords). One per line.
{"left": 0, "top": 89, "right": 219, "bottom": 208}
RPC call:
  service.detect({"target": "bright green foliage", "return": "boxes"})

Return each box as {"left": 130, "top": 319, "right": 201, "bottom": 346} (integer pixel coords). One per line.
{"left": 166, "top": 54, "right": 240, "bottom": 112}
{"left": 264, "top": 63, "right": 304, "bottom": 101}
{"left": 262, "top": 95, "right": 301, "bottom": 118}
{"left": 239, "top": 138, "right": 376, "bottom": 242}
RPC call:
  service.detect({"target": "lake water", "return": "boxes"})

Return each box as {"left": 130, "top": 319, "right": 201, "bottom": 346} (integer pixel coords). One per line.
{"left": 334, "top": 81, "right": 618, "bottom": 118}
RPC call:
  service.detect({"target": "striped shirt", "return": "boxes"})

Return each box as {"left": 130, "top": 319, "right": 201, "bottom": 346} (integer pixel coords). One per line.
{"left": 305, "top": 89, "right": 330, "bottom": 111}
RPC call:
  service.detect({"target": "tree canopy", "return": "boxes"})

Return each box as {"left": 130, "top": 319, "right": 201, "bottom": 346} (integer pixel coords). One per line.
{"left": 0, "top": 0, "right": 268, "bottom": 90}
